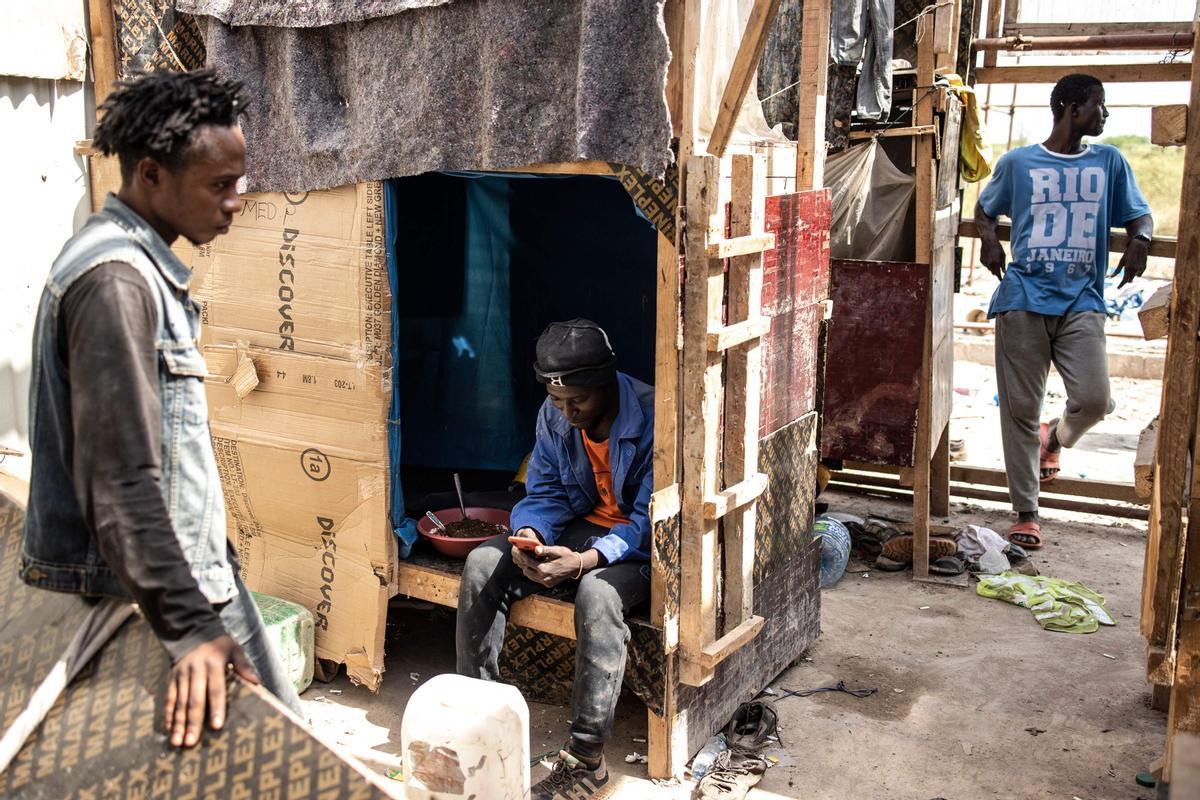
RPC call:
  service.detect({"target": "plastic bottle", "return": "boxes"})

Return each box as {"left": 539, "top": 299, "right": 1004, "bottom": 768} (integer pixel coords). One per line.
{"left": 813, "top": 515, "right": 851, "bottom": 588}
{"left": 690, "top": 732, "right": 728, "bottom": 779}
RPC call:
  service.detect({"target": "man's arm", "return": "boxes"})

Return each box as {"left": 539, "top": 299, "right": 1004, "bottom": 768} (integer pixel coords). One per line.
{"left": 1113, "top": 213, "right": 1154, "bottom": 288}
{"left": 974, "top": 201, "right": 1007, "bottom": 280}
{"left": 63, "top": 263, "right": 256, "bottom": 747}
{"left": 509, "top": 405, "right": 578, "bottom": 545}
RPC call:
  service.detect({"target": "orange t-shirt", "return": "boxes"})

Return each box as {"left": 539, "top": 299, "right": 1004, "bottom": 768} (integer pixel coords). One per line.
{"left": 581, "top": 432, "right": 631, "bottom": 529}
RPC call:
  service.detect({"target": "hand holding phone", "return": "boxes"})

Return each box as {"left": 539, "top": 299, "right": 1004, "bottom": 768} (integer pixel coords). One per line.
{"left": 508, "top": 535, "right": 542, "bottom": 553}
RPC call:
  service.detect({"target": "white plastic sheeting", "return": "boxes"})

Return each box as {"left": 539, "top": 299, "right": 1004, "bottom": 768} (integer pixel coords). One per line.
{"left": 825, "top": 139, "right": 915, "bottom": 262}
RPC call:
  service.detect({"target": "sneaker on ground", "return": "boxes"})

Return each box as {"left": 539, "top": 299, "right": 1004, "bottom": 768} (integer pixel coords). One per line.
{"left": 532, "top": 750, "right": 611, "bottom": 800}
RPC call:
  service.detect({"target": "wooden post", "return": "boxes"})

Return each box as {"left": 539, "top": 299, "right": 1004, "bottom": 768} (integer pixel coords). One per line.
{"left": 795, "top": 0, "right": 830, "bottom": 190}
{"left": 984, "top": 0, "right": 1004, "bottom": 68}
{"left": 724, "top": 154, "right": 766, "bottom": 625}
{"left": 87, "top": 0, "right": 120, "bottom": 107}
{"left": 911, "top": 13, "right": 937, "bottom": 580}
{"left": 707, "top": 0, "right": 782, "bottom": 158}
{"left": 680, "top": 155, "right": 724, "bottom": 687}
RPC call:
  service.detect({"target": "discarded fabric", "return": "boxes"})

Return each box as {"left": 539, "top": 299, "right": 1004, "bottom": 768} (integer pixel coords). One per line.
{"left": 976, "top": 572, "right": 1115, "bottom": 633}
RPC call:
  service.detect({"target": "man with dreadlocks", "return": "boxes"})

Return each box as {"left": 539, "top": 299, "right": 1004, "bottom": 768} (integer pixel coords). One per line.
{"left": 975, "top": 74, "right": 1153, "bottom": 550}
{"left": 22, "top": 69, "right": 303, "bottom": 748}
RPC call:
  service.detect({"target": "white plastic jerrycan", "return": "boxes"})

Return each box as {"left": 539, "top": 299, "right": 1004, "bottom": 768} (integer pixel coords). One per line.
{"left": 401, "top": 674, "right": 530, "bottom": 799}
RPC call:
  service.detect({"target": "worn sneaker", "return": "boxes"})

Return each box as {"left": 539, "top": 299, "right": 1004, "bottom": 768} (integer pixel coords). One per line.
{"left": 531, "top": 750, "right": 611, "bottom": 800}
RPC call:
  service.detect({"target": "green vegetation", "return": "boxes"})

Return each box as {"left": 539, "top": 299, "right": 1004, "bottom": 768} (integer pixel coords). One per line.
{"left": 1100, "top": 135, "right": 1184, "bottom": 236}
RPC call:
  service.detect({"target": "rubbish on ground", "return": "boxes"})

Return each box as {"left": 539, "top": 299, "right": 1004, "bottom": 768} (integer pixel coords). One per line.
{"left": 977, "top": 572, "right": 1115, "bottom": 633}
{"left": 695, "top": 747, "right": 767, "bottom": 799}
{"left": 625, "top": 752, "right": 647, "bottom": 764}
{"left": 386, "top": 767, "right": 404, "bottom": 781}
{"left": 978, "top": 548, "right": 1011, "bottom": 575}
{"left": 690, "top": 733, "right": 729, "bottom": 779}
{"left": 1102, "top": 653, "right": 1116, "bottom": 659}
{"left": 632, "top": 737, "right": 647, "bottom": 743}
{"left": 893, "top": 688, "right": 904, "bottom": 694}
{"left": 956, "top": 524, "right": 1009, "bottom": 560}
{"left": 409, "top": 672, "right": 420, "bottom": 681}
{"left": 330, "top": 689, "right": 342, "bottom": 694}
{"left": 960, "top": 742, "right": 972, "bottom": 755}
{"left": 1025, "top": 727, "right": 1047, "bottom": 736}
{"left": 776, "top": 681, "right": 877, "bottom": 700}
{"left": 1135, "top": 771, "right": 1157, "bottom": 787}
{"left": 813, "top": 515, "right": 852, "bottom": 588}
{"left": 920, "top": 605, "right": 931, "bottom": 610}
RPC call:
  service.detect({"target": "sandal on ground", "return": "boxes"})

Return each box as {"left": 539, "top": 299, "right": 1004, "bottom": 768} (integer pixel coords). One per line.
{"left": 880, "top": 534, "right": 957, "bottom": 563}
{"left": 1007, "top": 521, "right": 1043, "bottom": 550}
{"left": 929, "top": 554, "right": 967, "bottom": 576}
{"left": 873, "top": 554, "right": 908, "bottom": 571}
{"left": 1040, "top": 419, "right": 1061, "bottom": 484}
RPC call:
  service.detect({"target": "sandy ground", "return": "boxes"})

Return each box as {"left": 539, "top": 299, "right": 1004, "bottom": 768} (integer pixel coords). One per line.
{"left": 303, "top": 489, "right": 1163, "bottom": 800}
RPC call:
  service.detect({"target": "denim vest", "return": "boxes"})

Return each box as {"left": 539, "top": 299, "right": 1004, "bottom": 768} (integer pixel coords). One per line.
{"left": 21, "top": 194, "right": 236, "bottom": 604}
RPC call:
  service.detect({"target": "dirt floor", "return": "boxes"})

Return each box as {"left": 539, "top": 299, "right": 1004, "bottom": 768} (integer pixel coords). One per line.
{"left": 305, "top": 358, "right": 1166, "bottom": 799}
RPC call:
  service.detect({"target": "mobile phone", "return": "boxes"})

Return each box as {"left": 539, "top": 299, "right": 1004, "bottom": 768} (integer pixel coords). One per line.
{"left": 507, "top": 535, "right": 541, "bottom": 553}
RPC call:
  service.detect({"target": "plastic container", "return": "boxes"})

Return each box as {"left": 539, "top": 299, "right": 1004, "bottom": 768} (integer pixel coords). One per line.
{"left": 415, "top": 507, "right": 511, "bottom": 559}
{"left": 251, "top": 591, "right": 314, "bottom": 693}
{"left": 690, "top": 732, "right": 728, "bottom": 779}
{"left": 401, "top": 674, "right": 529, "bottom": 799}
{"left": 813, "top": 515, "right": 851, "bottom": 588}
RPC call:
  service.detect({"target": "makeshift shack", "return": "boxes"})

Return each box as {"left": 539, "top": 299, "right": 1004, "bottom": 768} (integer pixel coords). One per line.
{"left": 74, "top": 0, "right": 836, "bottom": 777}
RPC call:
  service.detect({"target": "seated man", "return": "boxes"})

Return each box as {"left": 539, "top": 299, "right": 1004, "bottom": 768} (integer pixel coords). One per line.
{"left": 457, "top": 319, "right": 654, "bottom": 800}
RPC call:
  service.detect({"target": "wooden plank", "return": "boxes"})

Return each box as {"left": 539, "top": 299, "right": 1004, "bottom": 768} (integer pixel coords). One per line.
{"left": 680, "top": 155, "right": 724, "bottom": 687}
{"left": 1005, "top": 21, "right": 1194, "bottom": 37}
{"left": 930, "top": 425, "right": 951, "bottom": 519}
{"left": 983, "top": 0, "right": 1004, "bottom": 68}
{"left": 845, "top": 461, "right": 1146, "bottom": 504}
{"left": 912, "top": 13, "right": 937, "bottom": 581}
{"left": 502, "top": 161, "right": 616, "bottom": 176}
{"left": 936, "top": 101, "right": 963, "bottom": 210}
{"left": 1152, "top": 104, "right": 1188, "bottom": 147}
{"left": 1135, "top": 418, "right": 1159, "bottom": 499}
{"left": 1139, "top": 282, "right": 1173, "bottom": 340}
{"left": 1166, "top": 402, "right": 1200, "bottom": 779}
{"left": 959, "top": 218, "right": 1179, "bottom": 259}
{"left": 697, "top": 616, "right": 765, "bottom": 668}
{"left": 795, "top": 0, "right": 831, "bottom": 190}
{"left": 650, "top": 483, "right": 682, "bottom": 522}
{"left": 707, "top": 316, "right": 771, "bottom": 351}
{"left": 848, "top": 125, "right": 936, "bottom": 140}
{"left": 1002, "top": 0, "right": 1020, "bottom": 32}
{"left": 705, "top": 472, "right": 770, "bottom": 520}
{"left": 707, "top": 0, "right": 783, "bottom": 158}
{"left": 87, "top": 0, "right": 119, "bottom": 107}
{"left": 705, "top": 232, "right": 776, "bottom": 259}
{"left": 394, "top": 562, "right": 578, "bottom": 641}
{"left": 1147, "top": 13, "right": 1200, "bottom": 684}
{"left": 934, "top": 0, "right": 956, "bottom": 54}
{"left": 723, "top": 154, "right": 767, "bottom": 626}
{"left": 975, "top": 63, "right": 1193, "bottom": 84}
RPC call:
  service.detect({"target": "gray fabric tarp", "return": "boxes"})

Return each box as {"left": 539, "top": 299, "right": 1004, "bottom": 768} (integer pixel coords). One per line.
{"left": 184, "top": 0, "right": 673, "bottom": 193}
{"left": 178, "top": 1, "right": 454, "bottom": 28}
{"left": 825, "top": 139, "right": 914, "bottom": 262}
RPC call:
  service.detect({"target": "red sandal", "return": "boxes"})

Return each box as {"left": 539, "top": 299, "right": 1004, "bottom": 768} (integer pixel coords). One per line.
{"left": 1008, "top": 521, "right": 1043, "bottom": 549}
{"left": 1039, "top": 419, "right": 1060, "bottom": 484}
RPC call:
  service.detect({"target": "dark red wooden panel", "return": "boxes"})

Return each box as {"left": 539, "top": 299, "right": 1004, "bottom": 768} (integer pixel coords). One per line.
{"left": 759, "top": 189, "right": 831, "bottom": 437}
{"left": 820, "top": 258, "right": 929, "bottom": 467}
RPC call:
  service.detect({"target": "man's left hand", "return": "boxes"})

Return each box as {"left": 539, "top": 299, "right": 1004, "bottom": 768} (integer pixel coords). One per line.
{"left": 1111, "top": 239, "right": 1149, "bottom": 288}
{"left": 516, "top": 545, "right": 582, "bottom": 588}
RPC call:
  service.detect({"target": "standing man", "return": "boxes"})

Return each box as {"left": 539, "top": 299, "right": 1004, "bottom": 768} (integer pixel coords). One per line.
{"left": 975, "top": 74, "right": 1153, "bottom": 549}
{"left": 457, "top": 319, "right": 654, "bottom": 800}
{"left": 21, "top": 70, "right": 303, "bottom": 748}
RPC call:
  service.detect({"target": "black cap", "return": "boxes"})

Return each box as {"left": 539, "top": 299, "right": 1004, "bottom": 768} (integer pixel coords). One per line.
{"left": 534, "top": 319, "right": 617, "bottom": 387}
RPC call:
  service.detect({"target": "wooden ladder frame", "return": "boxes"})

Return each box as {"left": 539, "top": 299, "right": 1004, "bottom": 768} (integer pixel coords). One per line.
{"left": 679, "top": 153, "right": 774, "bottom": 686}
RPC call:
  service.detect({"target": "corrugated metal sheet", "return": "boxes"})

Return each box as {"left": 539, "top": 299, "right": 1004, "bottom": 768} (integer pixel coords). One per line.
{"left": 0, "top": 77, "right": 91, "bottom": 479}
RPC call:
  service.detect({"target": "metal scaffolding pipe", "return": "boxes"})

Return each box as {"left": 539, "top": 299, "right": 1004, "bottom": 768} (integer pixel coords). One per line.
{"left": 973, "top": 32, "right": 1194, "bottom": 52}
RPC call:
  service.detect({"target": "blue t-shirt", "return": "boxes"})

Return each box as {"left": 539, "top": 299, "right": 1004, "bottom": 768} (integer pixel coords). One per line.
{"left": 979, "top": 142, "right": 1150, "bottom": 318}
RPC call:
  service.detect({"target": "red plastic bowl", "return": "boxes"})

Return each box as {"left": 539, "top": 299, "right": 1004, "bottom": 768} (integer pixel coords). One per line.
{"left": 416, "top": 507, "right": 512, "bottom": 559}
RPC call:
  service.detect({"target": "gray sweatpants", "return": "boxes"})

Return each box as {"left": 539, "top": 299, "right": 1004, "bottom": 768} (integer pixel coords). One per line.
{"left": 995, "top": 311, "right": 1115, "bottom": 512}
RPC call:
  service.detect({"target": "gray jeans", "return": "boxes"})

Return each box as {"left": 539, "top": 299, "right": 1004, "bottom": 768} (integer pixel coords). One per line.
{"left": 218, "top": 576, "right": 305, "bottom": 717}
{"left": 456, "top": 519, "right": 650, "bottom": 748}
{"left": 995, "top": 311, "right": 1115, "bottom": 512}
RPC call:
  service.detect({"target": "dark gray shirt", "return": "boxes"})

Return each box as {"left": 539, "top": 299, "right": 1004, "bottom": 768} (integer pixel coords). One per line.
{"left": 59, "top": 261, "right": 227, "bottom": 659}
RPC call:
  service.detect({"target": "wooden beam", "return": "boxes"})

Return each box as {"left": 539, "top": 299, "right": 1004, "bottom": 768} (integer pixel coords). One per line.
{"left": 705, "top": 232, "right": 776, "bottom": 259}
{"left": 86, "top": 0, "right": 119, "bottom": 107}
{"left": 707, "top": 0, "right": 783, "bottom": 158}
{"left": 697, "top": 616, "right": 765, "bottom": 668}
{"left": 650, "top": 483, "right": 682, "bottom": 522}
{"left": 1153, "top": 104, "right": 1189, "bottom": 147}
{"left": 502, "top": 161, "right": 617, "bottom": 176}
{"left": 722, "top": 154, "right": 766, "bottom": 632}
{"left": 959, "top": 218, "right": 1179, "bottom": 259}
{"left": 1147, "top": 10, "right": 1200, "bottom": 686}
{"left": 1140, "top": 283, "right": 1173, "bottom": 340}
{"left": 707, "top": 317, "right": 771, "bottom": 351}
{"left": 983, "top": 0, "right": 1004, "bottom": 68}
{"left": 795, "top": 0, "right": 830, "bottom": 190}
{"left": 945, "top": 464, "right": 1146, "bottom": 505}
{"left": 975, "top": 63, "right": 1193, "bottom": 84}
{"left": 1005, "top": 21, "right": 1194, "bottom": 38}
{"left": 704, "top": 472, "right": 769, "bottom": 520}
{"left": 1135, "top": 418, "right": 1159, "bottom": 500}
{"left": 848, "top": 125, "right": 936, "bottom": 140}
{"left": 680, "top": 155, "right": 724, "bottom": 687}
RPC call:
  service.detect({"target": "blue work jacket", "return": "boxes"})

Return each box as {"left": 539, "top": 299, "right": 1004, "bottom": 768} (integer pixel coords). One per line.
{"left": 510, "top": 372, "right": 654, "bottom": 564}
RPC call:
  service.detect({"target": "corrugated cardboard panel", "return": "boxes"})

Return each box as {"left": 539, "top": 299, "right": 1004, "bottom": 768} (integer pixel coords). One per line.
{"left": 183, "top": 183, "right": 389, "bottom": 366}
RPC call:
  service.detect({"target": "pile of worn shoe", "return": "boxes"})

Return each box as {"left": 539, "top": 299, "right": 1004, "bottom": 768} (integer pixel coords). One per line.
{"left": 826, "top": 515, "right": 965, "bottom": 575}
{"left": 693, "top": 701, "right": 777, "bottom": 799}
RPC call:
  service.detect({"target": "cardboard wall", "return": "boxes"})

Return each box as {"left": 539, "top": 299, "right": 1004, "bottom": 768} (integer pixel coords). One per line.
{"left": 179, "top": 183, "right": 395, "bottom": 690}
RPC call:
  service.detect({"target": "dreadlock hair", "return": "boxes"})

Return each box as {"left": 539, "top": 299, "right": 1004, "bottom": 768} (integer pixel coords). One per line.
{"left": 94, "top": 69, "right": 248, "bottom": 184}
{"left": 1050, "top": 74, "right": 1103, "bottom": 121}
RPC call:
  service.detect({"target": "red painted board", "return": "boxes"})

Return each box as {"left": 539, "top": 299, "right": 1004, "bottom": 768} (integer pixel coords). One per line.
{"left": 820, "top": 258, "right": 929, "bottom": 467}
